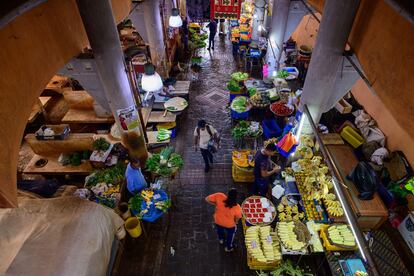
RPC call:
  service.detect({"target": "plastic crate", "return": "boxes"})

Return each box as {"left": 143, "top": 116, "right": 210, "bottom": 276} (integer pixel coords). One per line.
{"left": 232, "top": 163, "right": 254, "bottom": 183}
{"left": 319, "top": 224, "right": 358, "bottom": 251}
{"left": 35, "top": 124, "right": 70, "bottom": 140}
{"left": 340, "top": 126, "right": 364, "bottom": 148}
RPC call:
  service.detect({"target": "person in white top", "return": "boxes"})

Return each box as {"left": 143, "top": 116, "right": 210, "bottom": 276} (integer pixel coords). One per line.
{"left": 194, "top": 119, "right": 218, "bottom": 172}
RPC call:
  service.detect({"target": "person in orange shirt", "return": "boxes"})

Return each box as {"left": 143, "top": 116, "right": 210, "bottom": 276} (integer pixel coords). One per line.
{"left": 205, "top": 188, "right": 242, "bottom": 252}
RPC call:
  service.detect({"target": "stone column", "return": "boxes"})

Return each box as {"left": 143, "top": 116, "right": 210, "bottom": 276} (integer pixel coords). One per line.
{"left": 251, "top": 0, "right": 266, "bottom": 40}
{"left": 129, "top": 0, "right": 166, "bottom": 68}
{"left": 266, "top": 0, "right": 290, "bottom": 69}
{"left": 300, "top": 0, "right": 360, "bottom": 123}
{"left": 76, "top": 0, "right": 148, "bottom": 163}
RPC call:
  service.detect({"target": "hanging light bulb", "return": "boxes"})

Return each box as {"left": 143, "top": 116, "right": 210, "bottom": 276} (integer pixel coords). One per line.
{"left": 169, "top": 8, "right": 182, "bottom": 28}
{"left": 141, "top": 63, "right": 163, "bottom": 92}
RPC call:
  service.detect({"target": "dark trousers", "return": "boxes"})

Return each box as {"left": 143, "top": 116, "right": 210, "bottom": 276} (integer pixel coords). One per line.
{"left": 216, "top": 224, "right": 236, "bottom": 249}
{"left": 208, "top": 32, "right": 216, "bottom": 49}
{"left": 253, "top": 178, "right": 269, "bottom": 197}
{"left": 200, "top": 148, "right": 213, "bottom": 171}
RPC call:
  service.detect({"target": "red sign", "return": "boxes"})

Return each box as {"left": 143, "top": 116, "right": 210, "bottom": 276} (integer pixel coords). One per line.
{"left": 210, "top": 0, "right": 241, "bottom": 20}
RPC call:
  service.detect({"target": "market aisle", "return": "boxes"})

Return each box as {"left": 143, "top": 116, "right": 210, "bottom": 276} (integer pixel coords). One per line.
{"left": 117, "top": 36, "right": 253, "bottom": 275}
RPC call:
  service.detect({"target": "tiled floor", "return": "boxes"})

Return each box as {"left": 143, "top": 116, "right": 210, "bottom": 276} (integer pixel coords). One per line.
{"left": 116, "top": 36, "right": 253, "bottom": 276}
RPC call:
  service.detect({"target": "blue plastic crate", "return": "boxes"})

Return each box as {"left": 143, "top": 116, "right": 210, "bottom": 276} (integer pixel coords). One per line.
{"left": 231, "top": 109, "right": 249, "bottom": 120}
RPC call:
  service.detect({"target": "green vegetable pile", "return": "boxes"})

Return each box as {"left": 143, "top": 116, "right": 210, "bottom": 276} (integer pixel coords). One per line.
{"left": 145, "top": 147, "right": 184, "bottom": 177}
{"left": 231, "top": 72, "right": 249, "bottom": 82}
{"left": 227, "top": 79, "right": 241, "bottom": 92}
{"left": 256, "top": 259, "right": 313, "bottom": 276}
{"left": 276, "top": 70, "right": 290, "bottom": 79}
{"left": 248, "top": 87, "right": 257, "bottom": 97}
{"left": 93, "top": 138, "right": 111, "bottom": 151}
{"left": 157, "top": 129, "right": 171, "bottom": 142}
{"left": 231, "top": 96, "right": 249, "bottom": 113}
{"left": 231, "top": 121, "right": 262, "bottom": 140}
{"left": 59, "top": 150, "right": 90, "bottom": 166}
{"left": 129, "top": 193, "right": 143, "bottom": 213}
{"left": 85, "top": 162, "right": 126, "bottom": 187}
{"left": 189, "top": 30, "right": 208, "bottom": 50}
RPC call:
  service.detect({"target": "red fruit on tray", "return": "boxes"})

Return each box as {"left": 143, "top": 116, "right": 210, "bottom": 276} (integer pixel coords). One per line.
{"left": 259, "top": 213, "right": 264, "bottom": 218}
{"left": 247, "top": 213, "right": 253, "bottom": 218}
{"left": 251, "top": 219, "right": 257, "bottom": 223}
{"left": 255, "top": 198, "right": 260, "bottom": 203}
{"left": 262, "top": 208, "right": 268, "bottom": 212}
{"left": 257, "top": 218, "right": 263, "bottom": 222}
{"left": 250, "top": 209, "right": 255, "bottom": 212}
{"left": 256, "top": 209, "right": 262, "bottom": 213}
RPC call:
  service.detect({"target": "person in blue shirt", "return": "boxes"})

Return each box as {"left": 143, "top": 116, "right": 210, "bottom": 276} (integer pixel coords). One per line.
{"left": 253, "top": 143, "right": 281, "bottom": 197}
{"left": 125, "top": 157, "right": 148, "bottom": 195}
{"left": 206, "top": 19, "right": 218, "bottom": 51}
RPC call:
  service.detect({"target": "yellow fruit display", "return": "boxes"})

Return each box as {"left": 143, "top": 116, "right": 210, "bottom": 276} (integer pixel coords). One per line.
{"left": 277, "top": 222, "right": 306, "bottom": 251}
{"left": 245, "top": 226, "right": 282, "bottom": 263}
{"left": 232, "top": 150, "right": 255, "bottom": 168}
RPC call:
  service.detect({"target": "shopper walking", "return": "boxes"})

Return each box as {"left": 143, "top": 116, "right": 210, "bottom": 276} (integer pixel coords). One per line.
{"left": 253, "top": 142, "right": 281, "bottom": 197}
{"left": 205, "top": 188, "right": 242, "bottom": 252}
{"left": 194, "top": 119, "right": 218, "bottom": 172}
{"left": 206, "top": 19, "right": 217, "bottom": 51}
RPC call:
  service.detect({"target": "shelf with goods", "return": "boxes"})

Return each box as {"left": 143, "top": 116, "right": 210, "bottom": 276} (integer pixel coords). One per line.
{"left": 238, "top": 107, "right": 373, "bottom": 276}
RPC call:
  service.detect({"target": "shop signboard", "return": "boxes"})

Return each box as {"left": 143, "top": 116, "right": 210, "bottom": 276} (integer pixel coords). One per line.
{"left": 211, "top": 0, "right": 242, "bottom": 20}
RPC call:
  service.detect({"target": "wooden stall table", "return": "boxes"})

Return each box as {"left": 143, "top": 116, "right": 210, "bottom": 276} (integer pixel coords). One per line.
{"left": 62, "top": 109, "right": 115, "bottom": 124}
{"left": 44, "top": 75, "right": 70, "bottom": 95}
{"left": 169, "top": 81, "right": 190, "bottom": 97}
{"left": 146, "top": 131, "right": 170, "bottom": 145}
{"left": 147, "top": 111, "right": 176, "bottom": 124}
{"left": 140, "top": 107, "right": 151, "bottom": 126}
{"left": 24, "top": 154, "right": 93, "bottom": 175}
{"left": 28, "top": 96, "right": 52, "bottom": 123}
{"left": 326, "top": 144, "right": 388, "bottom": 230}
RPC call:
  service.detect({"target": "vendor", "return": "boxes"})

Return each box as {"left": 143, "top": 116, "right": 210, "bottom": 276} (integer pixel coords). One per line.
{"left": 253, "top": 142, "right": 281, "bottom": 197}
{"left": 126, "top": 157, "right": 148, "bottom": 195}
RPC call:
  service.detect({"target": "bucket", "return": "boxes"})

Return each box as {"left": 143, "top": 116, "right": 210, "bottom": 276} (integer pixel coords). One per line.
{"left": 125, "top": 217, "right": 142, "bottom": 238}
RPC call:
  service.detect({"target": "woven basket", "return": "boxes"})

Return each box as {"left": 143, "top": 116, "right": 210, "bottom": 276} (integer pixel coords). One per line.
{"left": 278, "top": 221, "right": 311, "bottom": 252}
{"left": 241, "top": 196, "right": 277, "bottom": 226}
{"left": 324, "top": 225, "right": 357, "bottom": 250}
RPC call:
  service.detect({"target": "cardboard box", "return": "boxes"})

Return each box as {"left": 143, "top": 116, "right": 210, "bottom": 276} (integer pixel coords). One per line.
{"left": 398, "top": 212, "right": 414, "bottom": 254}
{"left": 335, "top": 98, "right": 352, "bottom": 114}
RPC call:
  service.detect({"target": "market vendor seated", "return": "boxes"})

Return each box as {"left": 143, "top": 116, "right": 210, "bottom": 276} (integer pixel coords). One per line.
{"left": 253, "top": 142, "right": 281, "bottom": 197}
{"left": 126, "top": 157, "right": 148, "bottom": 195}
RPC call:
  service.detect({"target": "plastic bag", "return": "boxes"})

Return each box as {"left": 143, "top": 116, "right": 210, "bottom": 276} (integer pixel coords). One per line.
{"left": 347, "top": 162, "right": 379, "bottom": 200}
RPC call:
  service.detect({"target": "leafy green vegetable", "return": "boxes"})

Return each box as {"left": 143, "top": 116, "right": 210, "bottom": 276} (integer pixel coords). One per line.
{"left": 146, "top": 154, "right": 161, "bottom": 172}
{"left": 93, "top": 138, "right": 110, "bottom": 151}
{"left": 231, "top": 96, "right": 248, "bottom": 112}
{"left": 276, "top": 70, "right": 290, "bottom": 79}
{"left": 129, "top": 193, "right": 143, "bottom": 213}
{"left": 86, "top": 162, "right": 126, "bottom": 187}
{"left": 70, "top": 152, "right": 82, "bottom": 166}
{"left": 248, "top": 87, "right": 257, "bottom": 97}
{"left": 145, "top": 148, "right": 183, "bottom": 177}
{"left": 231, "top": 72, "right": 249, "bottom": 81}
{"left": 227, "top": 79, "right": 241, "bottom": 92}
{"left": 269, "top": 260, "right": 305, "bottom": 276}
{"left": 169, "top": 153, "right": 184, "bottom": 168}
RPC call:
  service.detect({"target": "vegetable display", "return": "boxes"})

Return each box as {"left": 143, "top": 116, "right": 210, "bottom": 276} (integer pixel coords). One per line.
{"left": 250, "top": 92, "right": 271, "bottom": 108}
{"left": 270, "top": 101, "right": 294, "bottom": 116}
{"left": 145, "top": 147, "right": 183, "bottom": 177}
{"left": 157, "top": 129, "right": 171, "bottom": 141}
{"left": 93, "top": 137, "right": 111, "bottom": 151}
{"left": 227, "top": 79, "right": 241, "bottom": 92}
{"left": 85, "top": 162, "right": 126, "bottom": 188}
{"left": 231, "top": 96, "right": 250, "bottom": 113}
{"left": 231, "top": 72, "right": 249, "bottom": 82}
{"left": 276, "top": 70, "right": 289, "bottom": 79}
{"left": 248, "top": 87, "right": 257, "bottom": 97}
{"left": 231, "top": 121, "right": 262, "bottom": 140}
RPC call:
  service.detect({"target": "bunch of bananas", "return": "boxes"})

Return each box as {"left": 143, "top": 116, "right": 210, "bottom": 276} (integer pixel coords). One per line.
{"left": 141, "top": 190, "right": 154, "bottom": 203}
{"left": 325, "top": 198, "right": 344, "bottom": 217}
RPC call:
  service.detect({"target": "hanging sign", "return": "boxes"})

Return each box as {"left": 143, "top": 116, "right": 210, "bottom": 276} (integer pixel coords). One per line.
{"left": 117, "top": 105, "right": 141, "bottom": 132}
{"left": 211, "top": 0, "right": 242, "bottom": 20}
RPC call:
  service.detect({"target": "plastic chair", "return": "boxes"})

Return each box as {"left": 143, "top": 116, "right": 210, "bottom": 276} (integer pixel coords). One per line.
{"left": 262, "top": 119, "right": 282, "bottom": 139}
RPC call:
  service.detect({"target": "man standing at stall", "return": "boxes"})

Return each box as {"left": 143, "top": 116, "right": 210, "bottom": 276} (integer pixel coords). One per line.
{"left": 253, "top": 142, "right": 281, "bottom": 197}
{"left": 206, "top": 19, "right": 217, "bottom": 51}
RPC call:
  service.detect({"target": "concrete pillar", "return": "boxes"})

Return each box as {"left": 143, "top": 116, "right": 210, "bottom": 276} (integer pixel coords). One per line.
{"left": 76, "top": 0, "right": 148, "bottom": 163}
{"left": 300, "top": 0, "right": 360, "bottom": 123}
{"left": 251, "top": 0, "right": 266, "bottom": 40}
{"left": 283, "top": 1, "right": 308, "bottom": 42}
{"left": 129, "top": 0, "right": 165, "bottom": 68}
{"left": 266, "top": 0, "right": 290, "bottom": 69}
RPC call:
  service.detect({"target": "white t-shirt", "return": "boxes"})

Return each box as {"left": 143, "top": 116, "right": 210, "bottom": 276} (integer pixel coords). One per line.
{"left": 194, "top": 125, "right": 217, "bottom": 149}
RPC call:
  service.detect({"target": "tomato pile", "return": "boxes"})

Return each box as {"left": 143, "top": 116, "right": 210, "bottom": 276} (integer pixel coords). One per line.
{"left": 270, "top": 101, "right": 294, "bottom": 116}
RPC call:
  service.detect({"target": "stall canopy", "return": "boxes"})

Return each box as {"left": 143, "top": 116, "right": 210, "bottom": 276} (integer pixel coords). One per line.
{"left": 0, "top": 197, "right": 123, "bottom": 276}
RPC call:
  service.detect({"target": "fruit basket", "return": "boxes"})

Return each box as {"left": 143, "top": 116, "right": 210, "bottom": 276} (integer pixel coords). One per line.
{"left": 270, "top": 101, "right": 294, "bottom": 117}
{"left": 277, "top": 221, "right": 311, "bottom": 252}
{"left": 321, "top": 224, "right": 358, "bottom": 251}
{"left": 242, "top": 196, "right": 277, "bottom": 225}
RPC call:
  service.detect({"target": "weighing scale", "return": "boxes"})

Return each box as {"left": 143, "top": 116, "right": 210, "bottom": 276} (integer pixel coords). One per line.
{"left": 339, "top": 259, "right": 367, "bottom": 276}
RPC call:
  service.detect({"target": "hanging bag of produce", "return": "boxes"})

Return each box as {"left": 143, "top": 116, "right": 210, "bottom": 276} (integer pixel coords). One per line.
{"left": 276, "top": 132, "right": 298, "bottom": 157}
